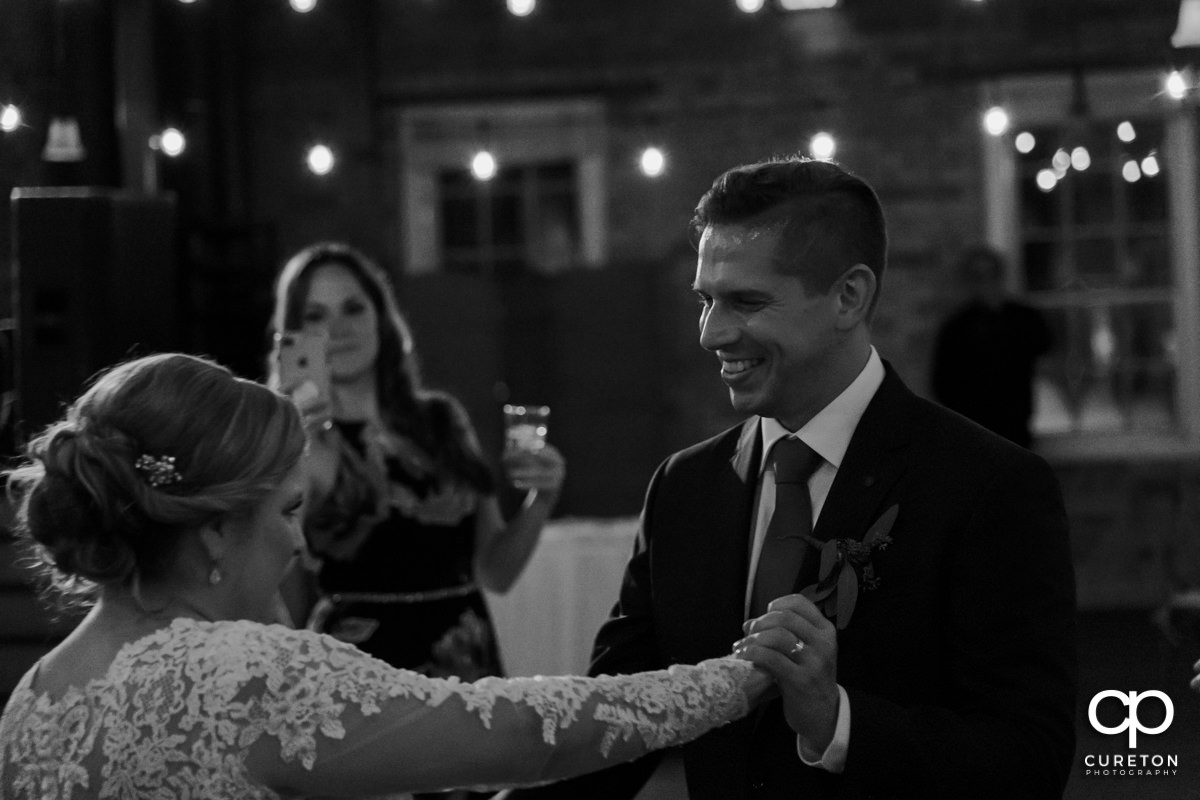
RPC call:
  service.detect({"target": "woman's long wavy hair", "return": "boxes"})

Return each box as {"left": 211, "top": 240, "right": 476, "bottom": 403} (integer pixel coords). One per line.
{"left": 269, "top": 242, "right": 492, "bottom": 490}
{"left": 4, "top": 353, "right": 306, "bottom": 608}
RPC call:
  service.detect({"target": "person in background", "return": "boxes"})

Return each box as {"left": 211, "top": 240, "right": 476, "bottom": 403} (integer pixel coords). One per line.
{"left": 268, "top": 242, "right": 566, "bottom": 686}
{"left": 505, "top": 156, "right": 1076, "bottom": 800}
{"left": 930, "top": 244, "right": 1052, "bottom": 449}
{"left": 0, "top": 352, "right": 776, "bottom": 799}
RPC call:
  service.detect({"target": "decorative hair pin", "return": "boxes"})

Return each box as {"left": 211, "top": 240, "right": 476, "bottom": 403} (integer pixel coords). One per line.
{"left": 134, "top": 454, "right": 182, "bottom": 488}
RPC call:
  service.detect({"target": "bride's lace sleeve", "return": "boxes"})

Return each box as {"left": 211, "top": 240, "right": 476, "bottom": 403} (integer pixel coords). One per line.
{"left": 219, "top": 623, "right": 756, "bottom": 796}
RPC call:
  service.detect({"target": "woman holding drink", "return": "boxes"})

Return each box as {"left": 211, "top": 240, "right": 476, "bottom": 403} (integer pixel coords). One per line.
{"left": 268, "top": 242, "right": 566, "bottom": 689}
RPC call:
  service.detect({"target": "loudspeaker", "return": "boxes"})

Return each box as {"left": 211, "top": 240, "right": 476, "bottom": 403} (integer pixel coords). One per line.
{"left": 10, "top": 187, "right": 180, "bottom": 437}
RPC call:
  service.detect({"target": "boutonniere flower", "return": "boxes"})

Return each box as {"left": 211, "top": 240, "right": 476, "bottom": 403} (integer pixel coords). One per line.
{"left": 800, "top": 504, "right": 898, "bottom": 630}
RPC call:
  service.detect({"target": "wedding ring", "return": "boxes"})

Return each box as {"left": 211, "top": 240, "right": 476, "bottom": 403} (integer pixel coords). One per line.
{"left": 791, "top": 641, "right": 806, "bottom": 657}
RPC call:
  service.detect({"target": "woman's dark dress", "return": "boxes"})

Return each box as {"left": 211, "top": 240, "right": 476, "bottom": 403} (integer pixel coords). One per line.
{"left": 305, "top": 420, "right": 504, "bottom": 681}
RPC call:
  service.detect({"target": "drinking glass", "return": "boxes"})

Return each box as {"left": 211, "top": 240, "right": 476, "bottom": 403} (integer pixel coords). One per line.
{"left": 503, "top": 404, "right": 550, "bottom": 454}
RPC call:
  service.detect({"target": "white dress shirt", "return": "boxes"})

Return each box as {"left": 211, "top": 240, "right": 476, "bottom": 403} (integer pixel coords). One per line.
{"left": 746, "top": 346, "right": 885, "bottom": 774}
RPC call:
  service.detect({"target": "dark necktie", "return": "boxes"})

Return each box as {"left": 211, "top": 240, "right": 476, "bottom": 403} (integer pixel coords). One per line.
{"left": 749, "top": 437, "right": 823, "bottom": 618}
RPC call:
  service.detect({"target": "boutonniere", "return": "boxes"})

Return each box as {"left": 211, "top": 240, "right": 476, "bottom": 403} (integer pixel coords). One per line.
{"left": 800, "top": 504, "right": 898, "bottom": 630}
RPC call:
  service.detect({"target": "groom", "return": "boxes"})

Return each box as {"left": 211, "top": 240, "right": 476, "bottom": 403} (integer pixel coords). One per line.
{"left": 508, "top": 156, "right": 1076, "bottom": 799}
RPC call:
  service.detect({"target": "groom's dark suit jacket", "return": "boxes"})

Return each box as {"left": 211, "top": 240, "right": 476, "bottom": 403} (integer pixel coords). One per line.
{"left": 513, "top": 366, "right": 1076, "bottom": 800}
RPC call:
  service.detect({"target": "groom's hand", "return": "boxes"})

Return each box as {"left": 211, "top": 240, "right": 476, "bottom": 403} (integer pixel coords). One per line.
{"left": 737, "top": 594, "right": 839, "bottom": 754}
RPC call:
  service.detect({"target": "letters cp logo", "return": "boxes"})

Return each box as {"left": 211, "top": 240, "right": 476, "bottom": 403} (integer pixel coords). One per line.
{"left": 1088, "top": 690, "right": 1174, "bottom": 748}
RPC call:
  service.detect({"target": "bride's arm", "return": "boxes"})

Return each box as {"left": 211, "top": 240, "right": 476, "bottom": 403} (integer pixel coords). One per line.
{"left": 240, "top": 631, "right": 770, "bottom": 797}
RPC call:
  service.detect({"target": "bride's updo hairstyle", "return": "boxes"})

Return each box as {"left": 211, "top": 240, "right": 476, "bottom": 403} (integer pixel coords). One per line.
{"left": 5, "top": 353, "right": 305, "bottom": 603}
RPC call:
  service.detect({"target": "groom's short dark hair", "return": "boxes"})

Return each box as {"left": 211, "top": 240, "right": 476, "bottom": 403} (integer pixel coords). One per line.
{"left": 691, "top": 156, "right": 888, "bottom": 314}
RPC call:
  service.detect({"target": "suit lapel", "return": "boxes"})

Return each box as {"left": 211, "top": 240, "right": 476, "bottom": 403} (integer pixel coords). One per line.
{"left": 810, "top": 366, "right": 912, "bottom": 555}
{"left": 662, "top": 418, "right": 762, "bottom": 664}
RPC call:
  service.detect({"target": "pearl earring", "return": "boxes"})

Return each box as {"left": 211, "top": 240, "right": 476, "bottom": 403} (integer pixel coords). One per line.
{"left": 209, "top": 567, "right": 223, "bottom": 586}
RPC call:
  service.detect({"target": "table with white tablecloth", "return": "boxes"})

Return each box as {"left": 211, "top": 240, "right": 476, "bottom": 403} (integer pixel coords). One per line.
{"left": 484, "top": 516, "right": 638, "bottom": 677}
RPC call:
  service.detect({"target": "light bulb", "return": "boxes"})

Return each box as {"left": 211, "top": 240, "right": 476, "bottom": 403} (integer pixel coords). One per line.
{"left": 471, "top": 150, "right": 497, "bottom": 181}
{"left": 639, "top": 147, "right": 666, "bottom": 177}
{"left": 159, "top": 127, "right": 186, "bottom": 157}
{"left": 0, "top": 104, "right": 20, "bottom": 133}
{"left": 809, "top": 131, "right": 837, "bottom": 161}
{"left": 983, "top": 106, "right": 1010, "bottom": 137}
{"left": 306, "top": 144, "right": 335, "bottom": 175}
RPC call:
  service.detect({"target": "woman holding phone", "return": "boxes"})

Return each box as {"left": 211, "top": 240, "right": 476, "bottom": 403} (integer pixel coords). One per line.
{"left": 268, "top": 242, "right": 566, "bottom": 691}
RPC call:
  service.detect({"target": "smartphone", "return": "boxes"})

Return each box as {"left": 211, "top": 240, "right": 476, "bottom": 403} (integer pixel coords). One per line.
{"left": 272, "top": 330, "right": 331, "bottom": 408}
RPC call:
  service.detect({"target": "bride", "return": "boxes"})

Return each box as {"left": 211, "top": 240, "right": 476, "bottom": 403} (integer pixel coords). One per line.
{"left": 0, "top": 353, "right": 783, "bottom": 799}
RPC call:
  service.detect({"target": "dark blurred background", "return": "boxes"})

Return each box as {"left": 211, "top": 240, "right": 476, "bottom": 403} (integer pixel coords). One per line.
{"left": 2, "top": 1, "right": 1200, "bottom": 794}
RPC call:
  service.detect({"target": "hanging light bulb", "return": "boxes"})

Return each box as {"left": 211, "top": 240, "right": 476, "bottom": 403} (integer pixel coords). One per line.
{"left": 42, "top": 116, "right": 86, "bottom": 162}
{"left": 1142, "top": 153, "right": 1161, "bottom": 177}
{"left": 809, "top": 131, "right": 837, "bottom": 161}
{"left": 471, "top": 150, "right": 497, "bottom": 181}
{"left": 0, "top": 104, "right": 21, "bottom": 133}
{"left": 507, "top": 0, "right": 535, "bottom": 16}
{"left": 983, "top": 106, "right": 1010, "bottom": 137}
{"left": 1166, "top": 70, "right": 1189, "bottom": 101}
{"left": 778, "top": 0, "right": 838, "bottom": 9}
{"left": 1070, "top": 146, "right": 1091, "bottom": 171}
{"left": 158, "top": 127, "right": 187, "bottom": 157}
{"left": 735, "top": 0, "right": 767, "bottom": 12}
{"left": 639, "top": 146, "right": 666, "bottom": 178}
{"left": 290, "top": 0, "right": 318, "bottom": 12}
{"left": 306, "top": 143, "right": 335, "bottom": 175}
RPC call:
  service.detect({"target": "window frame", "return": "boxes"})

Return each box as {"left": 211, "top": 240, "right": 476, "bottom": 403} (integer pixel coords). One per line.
{"left": 982, "top": 69, "right": 1200, "bottom": 459}
{"left": 396, "top": 99, "right": 608, "bottom": 276}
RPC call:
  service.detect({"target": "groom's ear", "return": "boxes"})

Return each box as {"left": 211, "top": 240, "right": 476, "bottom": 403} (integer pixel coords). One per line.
{"left": 833, "top": 263, "right": 876, "bottom": 330}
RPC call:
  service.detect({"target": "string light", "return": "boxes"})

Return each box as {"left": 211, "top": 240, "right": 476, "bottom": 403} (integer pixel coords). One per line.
{"left": 471, "top": 150, "right": 497, "bottom": 181}
{"left": 306, "top": 143, "right": 335, "bottom": 176}
{"left": 809, "top": 131, "right": 837, "bottom": 161}
{"left": 1070, "top": 146, "right": 1091, "bottom": 171}
{"left": 1116, "top": 121, "right": 1136, "bottom": 142}
{"left": 1036, "top": 169, "right": 1058, "bottom": 192}
{"left": 289, "top": 0, "right": 318, "bottom": 12}
{"left": 507, "top": 0, "right": 536, "bottom": 16}
{"left": 735, "top": 0, "right": 767, "bottom": 12}
{"left": 1166, "top": 70, "right": 1189, "bottom": 101}
{"left": 983, "top": 106, "right": 1010, "bottom": 136}
{"left": 149, "top": 127, "right": 187, "bottom": 157}
{"left": 1123, "top": 160, "right": 1142, "bottom": 183}
{"left": 1142, "top": 152, "right": 1161, "bottom": 177}
{"left": 0, "top": 104, "right": 20, "bottom": 133}
{"left": 639, "top": 146, "right": 666, "bottom": 178}
{"left": 1014, "top": 131, "right": 1036, "bottom": 153}
{"left": 779, "top": 0, "right": 838, "bottom": 9}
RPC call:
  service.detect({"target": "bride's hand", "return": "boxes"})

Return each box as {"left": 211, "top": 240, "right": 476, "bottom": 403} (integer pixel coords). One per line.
{"left": 728, "top": 644, "right": 780, "bottom": 708}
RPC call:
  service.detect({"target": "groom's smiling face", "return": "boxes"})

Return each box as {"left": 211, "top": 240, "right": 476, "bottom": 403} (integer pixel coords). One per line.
{"left": 693, "top": 223, "right": 847, "bottom": 431}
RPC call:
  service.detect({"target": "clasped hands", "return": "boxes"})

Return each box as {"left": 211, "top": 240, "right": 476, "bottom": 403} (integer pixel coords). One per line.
{"left": 733, "top": 593, "right": 841, "bottom": 756}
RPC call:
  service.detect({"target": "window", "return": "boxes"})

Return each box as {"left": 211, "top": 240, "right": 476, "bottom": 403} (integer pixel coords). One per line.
{"left": 397, "top": 100, "right": 607, "bottom": 276}
{"left": 983, "top": 70, "right": 1200, "bottom": 457}
{"left": 439, "top": 161, "right": 580, "bottom": 276}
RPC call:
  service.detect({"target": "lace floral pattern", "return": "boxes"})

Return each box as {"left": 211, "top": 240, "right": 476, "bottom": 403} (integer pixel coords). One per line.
{"left": 0, "top": 619, "right": 753, "bottom": 799}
